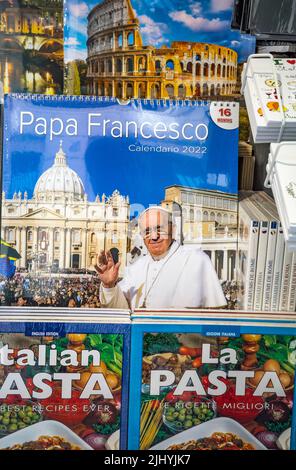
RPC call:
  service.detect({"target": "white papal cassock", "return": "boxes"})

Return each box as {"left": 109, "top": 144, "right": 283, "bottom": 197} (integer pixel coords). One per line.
{"left": 99, "top": 241, "right": 227, "bottom": 310}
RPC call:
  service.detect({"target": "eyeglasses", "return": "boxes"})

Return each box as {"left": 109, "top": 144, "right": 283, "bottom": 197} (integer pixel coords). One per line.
{"left": 140, "top": 226, "right": 171, "bottom": 238}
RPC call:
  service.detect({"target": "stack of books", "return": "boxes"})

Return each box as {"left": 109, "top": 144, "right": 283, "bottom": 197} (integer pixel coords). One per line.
{"left": 238, "top": 191, "right": 296, "bottom": 312}
{"left": 266, "top": 143, "right": 296, "bottom": 250}
{"left": 242, "top": 55, "right": 296, "bottom": 142}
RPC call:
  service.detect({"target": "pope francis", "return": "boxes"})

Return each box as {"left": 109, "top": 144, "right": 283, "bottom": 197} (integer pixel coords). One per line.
{"left": 96, "top": 207, "right": 227, "bottom": 310}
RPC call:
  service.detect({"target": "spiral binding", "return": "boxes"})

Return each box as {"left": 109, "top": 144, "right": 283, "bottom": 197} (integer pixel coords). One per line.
{"left": 8, "top": 93, "right": 239, "bottom": 109}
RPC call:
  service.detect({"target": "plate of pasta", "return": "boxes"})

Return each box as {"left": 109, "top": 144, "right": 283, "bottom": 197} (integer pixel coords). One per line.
{"left": 0, "top": 420, "right": 93, "bottom": 450}
{"left": 150, "top": 417, "right": 267, "bottom": 450}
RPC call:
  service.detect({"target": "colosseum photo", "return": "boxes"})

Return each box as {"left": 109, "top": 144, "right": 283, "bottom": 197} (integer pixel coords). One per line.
{"left": 86, "top": 0, "right": 238, "bottom": 100}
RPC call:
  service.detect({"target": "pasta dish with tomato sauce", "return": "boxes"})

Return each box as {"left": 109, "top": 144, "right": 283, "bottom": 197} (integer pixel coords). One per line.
{"left": 167, "top": 432, "right": 254, "bottom": 450}
{"left": 1, "top": 435, "right": 81, "bottom": 450}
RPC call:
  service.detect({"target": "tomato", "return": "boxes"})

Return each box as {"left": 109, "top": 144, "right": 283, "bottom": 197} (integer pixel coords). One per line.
{"left": 192, "top": 357, "right": 202, "bottom": 368}
{"left": 41, "top": 387, "right": 90, "bottom": 426}
{"left": 241, "top": 334, "right": 262, "bottom": 343}
{"left": 3, "top": 395, "right": 20, "bottom": 405}
{"left": 179, "top": 346, "right": 202, "bottom": 357}
{"left": 165, "top": 389, "right": 201, "bottom": 403}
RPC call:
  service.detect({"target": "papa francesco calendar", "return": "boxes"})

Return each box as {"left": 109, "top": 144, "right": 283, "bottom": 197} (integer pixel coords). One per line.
{"left": 1, "top": 95, "right": 238, "bottom": 310}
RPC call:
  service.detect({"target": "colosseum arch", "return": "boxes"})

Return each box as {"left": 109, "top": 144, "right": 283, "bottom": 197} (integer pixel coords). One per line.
{"left": 107, "top": 59, "right": 112, "bottom": 73}
{"left": 127, "top": 31, "right": 135, "bottom": 46}
{"left": 151, "top": 83, "right": 160, "bottom": 99}
{"left": 165, "top": 84, "right": 174, "bottom": 98}
{"left": 138, "top": 83, "right": 146, "bottom": 98}
{"left": 217, "top": 64, "right": 221, "bottom": 78}
{"left": 203, "top": 63, "right": 209, "bottom": 78}
{"left": 196, "top": 63, "right": 201, "bottom": 76}
{"left": 99, "top": 82, "right": 104, "bottom": 96}
{"left": 155, "top": 59, "right": 162, "bottom": 72}
{"left": 126, "top": 82, "right": 134, "bottom": 98}
{"left": 210, "top": 63, "right": 215, "bottom": 77}
{"left": 187, "top": 62, "right": 193, "bottom": 73}
{"left": 117, "top": 33, "right": 123, "bottom": 48}
{"left": 202, "top": 83, "right": 208, "bottom": 96}
{"left": 166, "top": 60, "right": 174, "bottom": 70}
{"left": 107, "top": 82, "right": 112, "bottom": 96}
{"left": 178, "top": 84, "right": 186, "bottom": 99}
{"left": 210, "top": 84, "right": 215, "bottom": 96}
{"left": 216, "top": 84, "right": 221, "bottom": 96}
{"left": 139, "top": 57, "right": 147, "bottom": 71}
{"left": 116, "top": 82, "right": 123, "bottom": 98}
{"left": 222, "top": 65, "right": 226, "bottom": 78}
{"left": 126, "top": 57, "right": 134, "bottom": 73}
{"left": 100, "top": 60, "right": 105, "bottom": 73}
{"left": 116, "top": 58, "right": 122, "bottom": 73}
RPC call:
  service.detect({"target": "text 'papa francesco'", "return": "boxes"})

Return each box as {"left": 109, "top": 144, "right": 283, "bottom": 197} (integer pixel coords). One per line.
{"left": 150, "top": 344, "right": 287, "bottom": 398}
{"left": 0, "top": 344, "right": 114, "bottom": 400}
{"left": 19, "top": 112, "right": 209, "bottom": 142}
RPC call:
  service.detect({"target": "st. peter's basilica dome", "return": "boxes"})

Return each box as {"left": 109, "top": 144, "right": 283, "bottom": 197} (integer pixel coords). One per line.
{"left": 33, "top": 143, "right": 85, "bottom": 201}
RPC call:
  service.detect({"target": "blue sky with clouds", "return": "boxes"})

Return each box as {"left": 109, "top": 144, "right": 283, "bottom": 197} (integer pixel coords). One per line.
{"left": 64, "top": 0, "right": 255, "bottom": 64}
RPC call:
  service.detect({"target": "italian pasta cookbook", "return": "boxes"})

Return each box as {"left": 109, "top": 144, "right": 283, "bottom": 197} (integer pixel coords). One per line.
{"left": 0, "top": 317, "right": 130, "bottom": 450}
{"left": 128, "top": 317, "right": 296, "bottom": 450}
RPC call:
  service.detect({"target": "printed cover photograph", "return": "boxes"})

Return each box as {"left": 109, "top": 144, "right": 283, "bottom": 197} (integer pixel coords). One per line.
{"left": 134, "top": 331, "right": 296, "bottom": 450}
{"left": 0, "top": 0, "right": 63, "bottom": 94}
{"left": 64, "top": 0, "right": 255, "bottom": 98}
{"left": 0, "top": 322, "right": 130, "bottom": 450}
{"left": 1, "top": 94, "right": 239, "bottom": 310}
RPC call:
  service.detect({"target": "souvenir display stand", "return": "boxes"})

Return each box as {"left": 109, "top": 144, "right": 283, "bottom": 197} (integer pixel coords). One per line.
{"left": 0, "top": 0, "right": 296, "bottom": 454}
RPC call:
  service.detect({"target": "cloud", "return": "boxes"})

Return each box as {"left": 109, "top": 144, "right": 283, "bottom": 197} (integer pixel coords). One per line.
{"left": 65, "top": 16, "right": 87, "bottom": 37}
{"left": 169, "top": 10, "right": 229, "bottom": 32}
{"left": 68, "top": 2, "right": 89, "bottom": 18}
{"left": 65, "top": 47, "right": 87, "bottom": 63}
{"left": 231, "top": 40, "right": 240, "bottom": 46}
{"left": 64, "top": 37, "right": 80, "bottom": 47}
{"left": 138, "top": 15, "right": 169, "bottom": 45}
{"left": 189, "top": 2, "right": 203, "bottom": 15}
{"left": 211, "top": 0, "right": 234, "bottom": 13}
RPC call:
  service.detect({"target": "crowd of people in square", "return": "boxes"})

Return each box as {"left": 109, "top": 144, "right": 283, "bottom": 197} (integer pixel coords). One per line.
{"left": 0, "top": 274, "right": 101, "bottom": 308}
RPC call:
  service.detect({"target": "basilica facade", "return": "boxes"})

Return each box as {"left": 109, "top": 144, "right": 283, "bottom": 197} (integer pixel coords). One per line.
{"left": 86, "top": 0, "right": 238, "bottom": 100}
{"left": 1, "top": 144, "right": 130, "bottom": 274}
{"left": 162, "top": 186, "right": 238, "bottom": 282}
